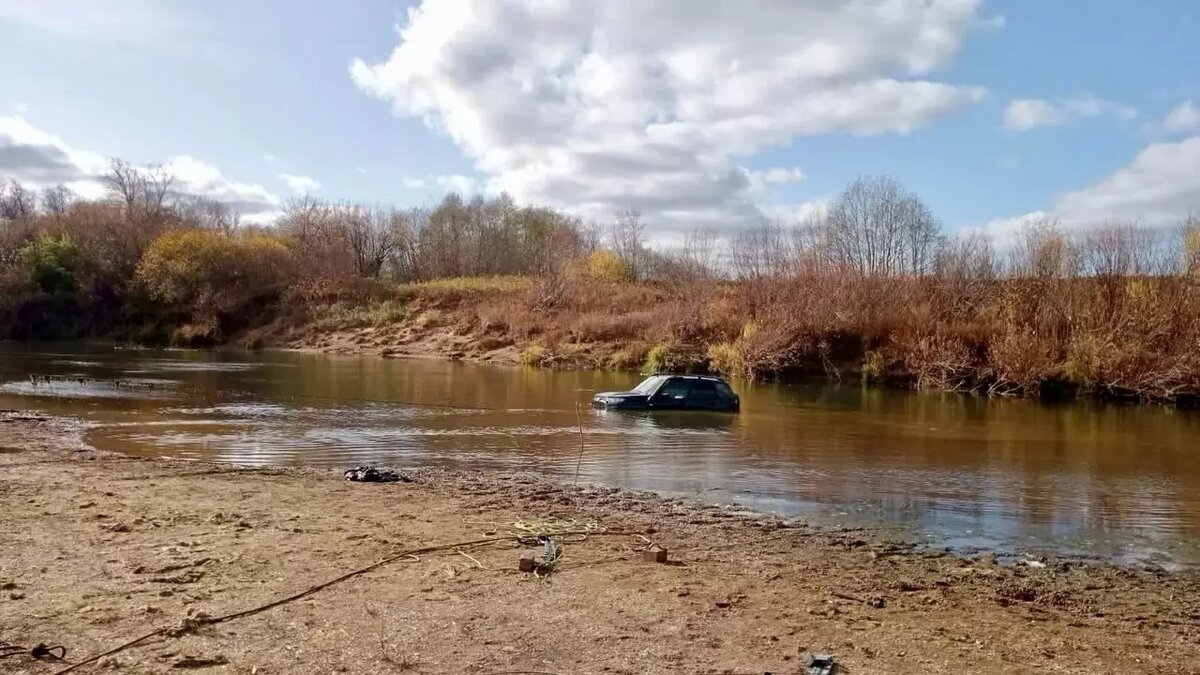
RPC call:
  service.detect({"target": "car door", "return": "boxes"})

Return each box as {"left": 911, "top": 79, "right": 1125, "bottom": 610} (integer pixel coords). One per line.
{"left": 684, "top": 379, "right": 721, "bottom": 410}
{"left": 648, "top": 377, "right": 691, "bottom": 409}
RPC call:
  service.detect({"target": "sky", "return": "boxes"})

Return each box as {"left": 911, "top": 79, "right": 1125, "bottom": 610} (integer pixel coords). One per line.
{"left": 1, "top": 0, "right": 1199, "bottom": 241}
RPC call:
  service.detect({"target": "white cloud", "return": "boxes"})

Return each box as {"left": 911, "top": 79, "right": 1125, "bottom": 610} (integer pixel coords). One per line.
{"left": 1159, "top": 100, "right": 1200, "bottom": 136}
{"left": 763, "top": 198, "right": 830, "bottom": 225}
{"left": 355, "top": 165, "right": 367, "bottom": 175}
{"left": 976, "top": 14, "right": 1006, "bottom": 30}
{"left": 435, "top": 174, "right": 478, "bottom": 194}
{"left": 1003, "top": 94, "right": 1138, "bottom": 131}
{"left": 1002, "top": 99, "right": 1064, "bottom": 130}
{"left": 403, "top": 174, "right": 481, "bottom": 193}
{"left": 351, "top": 0, "right": 989, "bottom": 234}
{"left": 969, "top": 210, "right": 1052, "bottom": 244}
{"left": 976, "top": 135, "right": 1200, "bottom": 243}
{"left": 159, "top": 156, "right": 278, "bottom": 215}
{"left": 1053, "top": 136, "right": 1200, "bottom": 227}
{"left": 262, "top": 152, "right": 276, "bottom": 163}
{"left": 744, "top": 166, "right": 806, "bottom": 191}
{"left": 0, "top": 0, "right": 186, "bottom": 41}
{"left": 0, "top": 115, "right": 279, "bottom": 216}
{"left": 278, "top": 172, "right": 320, "bottom": 195}
{"left": 0, "top": 115, "right": 109, "bottom": 183}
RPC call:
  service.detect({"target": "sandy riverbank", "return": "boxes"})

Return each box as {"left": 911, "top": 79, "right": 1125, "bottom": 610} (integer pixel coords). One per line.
{"left": 1, "top": 411, "right": 1198, "bottom": 674}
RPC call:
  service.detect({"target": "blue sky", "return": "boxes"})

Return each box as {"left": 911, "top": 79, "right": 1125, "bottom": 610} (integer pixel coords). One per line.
{"left": 2, "top": 0, "right": 1199, "bottom": 238}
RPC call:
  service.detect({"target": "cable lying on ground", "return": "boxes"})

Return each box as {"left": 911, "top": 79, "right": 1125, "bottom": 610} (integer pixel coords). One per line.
{"left": 52, "top": 529, "right": 649, "bottom": 675}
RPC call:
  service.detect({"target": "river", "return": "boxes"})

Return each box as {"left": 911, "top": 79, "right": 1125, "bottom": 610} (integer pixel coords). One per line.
{"left": 2, "top": 343, "right": 1197, "bottom": 567}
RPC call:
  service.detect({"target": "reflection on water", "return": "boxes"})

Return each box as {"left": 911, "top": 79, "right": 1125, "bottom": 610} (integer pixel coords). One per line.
{"left": 1, "top": 343, "right": 1198, "bottom": 567}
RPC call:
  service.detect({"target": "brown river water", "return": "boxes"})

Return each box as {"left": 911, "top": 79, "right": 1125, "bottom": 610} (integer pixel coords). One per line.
{"left": 2, "top": 343, "right": 1198, "bottom": 567}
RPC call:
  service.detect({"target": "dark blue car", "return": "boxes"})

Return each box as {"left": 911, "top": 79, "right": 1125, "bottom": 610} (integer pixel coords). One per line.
{"left": 592, "top": 374, "right": 740, "bottom": 412}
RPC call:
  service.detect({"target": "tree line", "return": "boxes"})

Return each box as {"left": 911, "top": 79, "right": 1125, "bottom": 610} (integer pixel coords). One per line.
{"left": 3, "top": 161, "right": 1200, "bottom": 402}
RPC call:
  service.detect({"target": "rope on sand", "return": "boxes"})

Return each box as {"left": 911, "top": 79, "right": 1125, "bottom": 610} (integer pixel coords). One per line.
{"left": 51, "top": 529, "right": 648, "bottom": 675}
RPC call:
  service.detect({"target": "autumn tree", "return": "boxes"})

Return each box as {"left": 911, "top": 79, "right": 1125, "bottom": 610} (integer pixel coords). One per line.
{"left": 137, "top": 230, "right": 295, "bottom": 338}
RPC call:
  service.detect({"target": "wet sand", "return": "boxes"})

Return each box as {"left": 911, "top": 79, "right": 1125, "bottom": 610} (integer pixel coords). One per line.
{"left": 1, "top": 411, "right": 1197, "bottom": 674}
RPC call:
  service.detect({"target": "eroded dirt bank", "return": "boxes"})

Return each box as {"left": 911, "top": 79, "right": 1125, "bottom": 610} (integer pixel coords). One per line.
{"left": 1, "top": 412, "right": 1197, "bottom": 674}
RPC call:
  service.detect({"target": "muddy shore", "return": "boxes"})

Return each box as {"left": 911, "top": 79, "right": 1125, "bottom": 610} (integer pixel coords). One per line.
{"left": 1, "top": 411, "right": 1198, "bottom": 674}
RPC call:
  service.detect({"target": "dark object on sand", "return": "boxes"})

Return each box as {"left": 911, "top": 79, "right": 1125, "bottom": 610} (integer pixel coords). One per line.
{"left": 806, "top": 654, "right": 835, "bottom": 675}
{"left": 0, "top": 641, "right": 67, "bottom": 662}
{"left": 519, "top": 535, "right": 564, "bottom": 574}
{"left": 343, "top": 466, "right": 411, "bottom": 483}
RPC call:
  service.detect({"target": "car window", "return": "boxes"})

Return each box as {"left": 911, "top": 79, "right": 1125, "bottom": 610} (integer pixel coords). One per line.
{"left": 632, "top": 376, "right": 666, "bottom": 395}
{"left": 688, "top": 380, "right": 718, "bottom": 400}
{"left": 655, "top": 377, "right": 691, "bottom": 399}
{"left": 714, "top": 381, "right": 736, "bottom": 402}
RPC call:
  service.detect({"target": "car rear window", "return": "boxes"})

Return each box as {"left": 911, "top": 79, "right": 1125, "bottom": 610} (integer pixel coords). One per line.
{"left": 714, "top": 381, "right": 736, "bottom": 401}
{"left": 688, "top": 380, "right": 718, "bottom": 400}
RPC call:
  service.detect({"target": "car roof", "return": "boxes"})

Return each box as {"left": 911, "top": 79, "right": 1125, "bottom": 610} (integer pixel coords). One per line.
{"left": 652, "top": 373, "right": 729, "bottom": 382}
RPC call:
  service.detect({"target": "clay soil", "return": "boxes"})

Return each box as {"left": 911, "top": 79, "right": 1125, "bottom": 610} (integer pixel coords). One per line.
{"left": 1, "top": 411, "right": 1198, "bottom": 675}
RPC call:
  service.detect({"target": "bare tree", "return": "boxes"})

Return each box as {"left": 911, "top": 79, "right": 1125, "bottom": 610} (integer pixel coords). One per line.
{"left": 102, "top": 157, "right": 175, "bottom": 218}
{"left": 0, "top": 179, "right": 36, "bottom": 221}
{"left": 40, "top": 184, "right": 75, "bottom": 218}
{"left": 142, "top": 164, "right": 175, "bottom": 214}
{"left": 344, "top": 205, "right": 408, "bottom": 278}
{"left": 610, "top": 209, "right": 646, "bottom": 280}
{"left": 681, "top": 229, "right": 718, "bottom": 280}
{"left": 1080, "top": 221, "right": 1164, "bottom": 278}
{"left": 933, "top": 231, "right": 997, "bottom": 317}
{"left": 1008, "top": 217, "right": 1076, "bottom": 279}
{"left": 730, "top": 224, "right": 789, "bottom": 281}
{"left": 278, "top": 196, "right": 356, "bottom": 278}
{"left": 176, "top": 196, "right": 241, "bottom": 233}
{"left": 0, "top": 180, "right": 36, "bottom": 267}
{"left": 103, "top": 158, "right": 143, "bottom": 212}
{"left": 806, "top": 175, "right": 943, "bottom": 277}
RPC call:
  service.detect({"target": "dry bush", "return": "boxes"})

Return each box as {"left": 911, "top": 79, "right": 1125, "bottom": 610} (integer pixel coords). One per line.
{"left": 285, "top": 276, "right": 395, "bottom": 306}
{"left": 569, "top": 310, "right": 655, "bottom": 343}
{"left": 986, "top": 327, "right": 1062, "bottom": 396}
{"left": 887, "top": 331, "right": 980, "bottom": 391}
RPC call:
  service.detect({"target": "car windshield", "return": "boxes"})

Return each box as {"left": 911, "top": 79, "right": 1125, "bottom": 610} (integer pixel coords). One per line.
{"left": 631, "top": 375, "right": 667, "bottom": 395}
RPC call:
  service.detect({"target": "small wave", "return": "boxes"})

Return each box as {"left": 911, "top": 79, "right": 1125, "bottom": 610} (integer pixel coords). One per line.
{"left": 0, "top": 380, "right": 171, "bottom": 400}
{"left": 140, "top": 360, "right": 261, "bottom": 373}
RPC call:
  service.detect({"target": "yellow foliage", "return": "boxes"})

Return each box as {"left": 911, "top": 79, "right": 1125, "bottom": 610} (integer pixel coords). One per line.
{"left": 521, "top": 343, "right": 547, "bottom": 366}
{"left": 861, "top": 350, "right": 886, "bottom": 382}
{"left": 641, "top": 343, "right": 668, "bottom": 375}
{"left": 414, "top": 310, "right": 442, "bottom": 329}
{"left": 1185, "top": 226, "right": 1200, "bottom": 273}
{"left": 137, "top": 229, "right": 295, "bottom": 323}
{"left": 1125, "top": 278, "right": 1152, "bottom": 304}
{"left": 584, "top": 249, "right": 630, "bottom": 283}
{"left": 706, "top": 342, "right": 741, "bottom": 376}
{"left": 607, "top": 349, "right": 640, "bottom": 370}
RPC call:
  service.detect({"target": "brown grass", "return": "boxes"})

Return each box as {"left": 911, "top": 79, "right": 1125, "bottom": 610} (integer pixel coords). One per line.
{"left": 262, "top": 267, "right": 1200, "bottom": 405}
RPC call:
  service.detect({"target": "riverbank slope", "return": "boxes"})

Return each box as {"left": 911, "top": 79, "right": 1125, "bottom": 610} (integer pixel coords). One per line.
{"left": 1, "top": 411, "right": 1197, "bottom": 674}
{"left": 251, "top": 274, "right": 1200, "bottom": 405}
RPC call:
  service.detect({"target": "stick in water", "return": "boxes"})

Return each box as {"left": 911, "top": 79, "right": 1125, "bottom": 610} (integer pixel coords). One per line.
{"left": 573, "top": 402, "right": 585, "bottom": 486}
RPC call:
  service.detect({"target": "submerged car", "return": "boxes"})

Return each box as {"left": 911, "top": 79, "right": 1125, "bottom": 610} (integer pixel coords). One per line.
{"left": 592, "top": 374, "right": 740, "bottom": 412}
